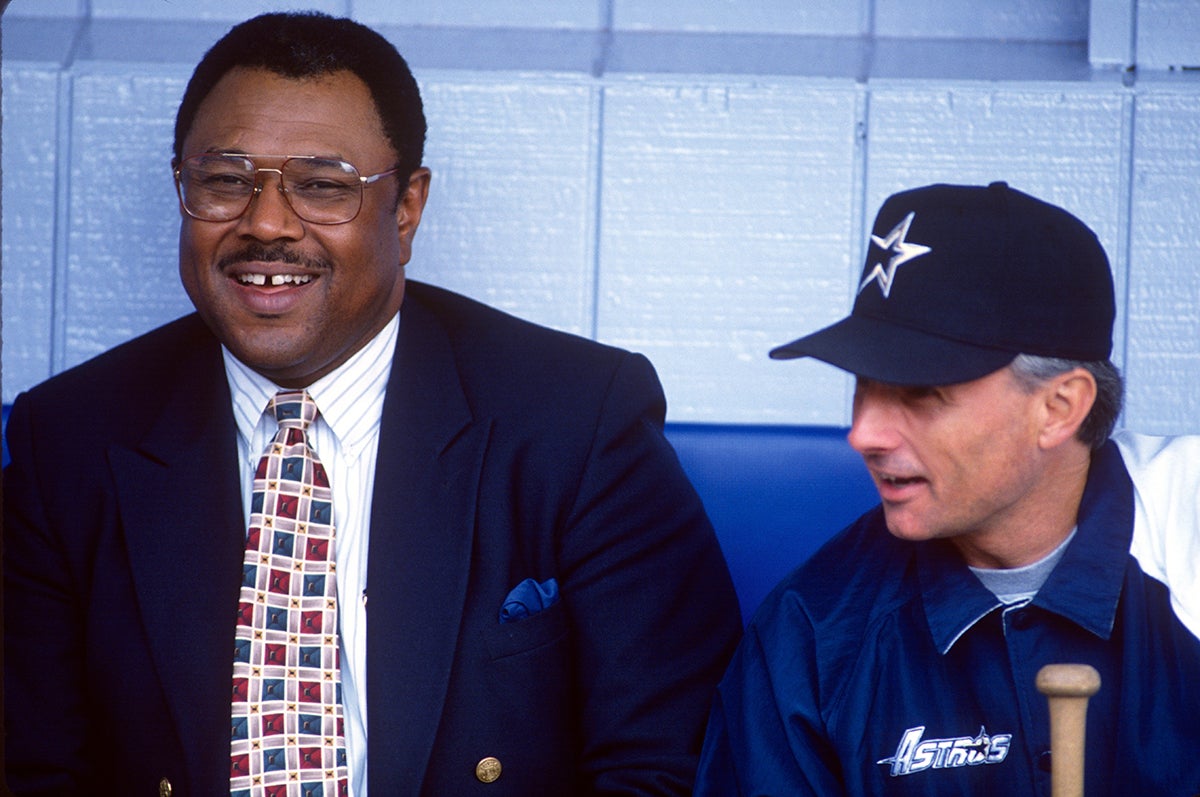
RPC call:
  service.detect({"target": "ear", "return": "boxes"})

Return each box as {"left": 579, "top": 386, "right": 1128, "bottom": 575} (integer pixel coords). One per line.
{"left": 396, "top": 167, "right": 431, "bottom": 266}
{"left": 1037, "top": 367, "right": 1097, "bottom": 450}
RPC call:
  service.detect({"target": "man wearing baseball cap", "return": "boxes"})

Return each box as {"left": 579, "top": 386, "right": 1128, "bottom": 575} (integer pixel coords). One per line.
{"left": 694, "top": 182, "right": 1200, "bottom": 795}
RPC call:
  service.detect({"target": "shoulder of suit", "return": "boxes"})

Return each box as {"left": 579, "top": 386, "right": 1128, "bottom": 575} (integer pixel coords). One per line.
{"left": 403, "top": 279, "right": 633, "bottom": 363}
{"left": 21, "top": 313, "right": 218, "bottom": 409}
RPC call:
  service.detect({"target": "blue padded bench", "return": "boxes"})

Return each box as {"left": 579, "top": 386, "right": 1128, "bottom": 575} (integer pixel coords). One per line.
{"left": 0, "top": 406, "right": 878, "bottom": 625}
{"left": 665, "top": 424, "right": 877, "bottom": 624}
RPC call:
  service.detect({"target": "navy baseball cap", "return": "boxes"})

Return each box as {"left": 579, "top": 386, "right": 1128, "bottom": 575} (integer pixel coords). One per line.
{"left": 769, "top": 182, "right": 1115, "bottom": 385}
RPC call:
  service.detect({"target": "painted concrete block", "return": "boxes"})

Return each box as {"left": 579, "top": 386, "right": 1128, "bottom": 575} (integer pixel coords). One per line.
{"left": 413, "top": 74, "right": 598, "bottom": 337}
{"left": 61, "top": 69, "right": 195, "bottom": 372}
{"left": 1089, "top": 0, "right": 1136, "bottom": 69}
{"left": 89, "top": 0, "right": 346, "bottom": 21}
{"left": 864, "top": 83, "right": 1127, "bottom": 276}
{"left": 3, "top": 0, "right": 82, "bottom": 18}
{"left": 73, "top": 19, "right": 230, "bottom": 65}
{"left": 614, "top": 0, "right": 862, "bottom": 36}
{"left": 1, "top": 67, "right": 61, "bottom": 404}
{"left": 875, "top": 0, "right": 1087, "bottom": 41}
{"left": 1125, "top": 89, "right": 1200, "bottom": 432}
{"left": 1137, "top": 0, "right": 1200, "bottom": 70}
{"left": 598, "top": 78, "right": 861, "bottom": 424}
{"left": 605, "top": 31, "right": 866, "bottom": 78}
{"left": 869, "top": 38, "right": 1091, "bottom": 82}
{"left": 357, "top": 0, "right": 602, "bottom": 30}
{"left": 1, "top": 16, "right": 81, "bottom": 63}
{"left": 385, "top": 26, "right": 604, "bottom": 74}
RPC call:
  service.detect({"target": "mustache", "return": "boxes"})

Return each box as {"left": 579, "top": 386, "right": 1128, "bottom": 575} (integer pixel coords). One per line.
{"left": 217, "top": 243, "right": 331, "bottom": 272}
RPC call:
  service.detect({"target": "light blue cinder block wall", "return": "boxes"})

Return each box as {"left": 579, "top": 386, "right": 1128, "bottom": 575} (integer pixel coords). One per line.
{"left": 3, "top": 0, "right": 1200, "bottom": 432}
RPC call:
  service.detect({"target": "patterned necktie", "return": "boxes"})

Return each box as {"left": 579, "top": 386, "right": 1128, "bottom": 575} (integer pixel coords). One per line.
{"left": 231, "top": 390, "right": 348, "bottom": 797}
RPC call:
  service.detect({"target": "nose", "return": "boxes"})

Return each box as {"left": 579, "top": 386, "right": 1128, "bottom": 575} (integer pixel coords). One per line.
{"left": 236, "top": 168, "right": 304, "bottom": 241}
{"left": 847, "top": 378, "right": 900, "bottom": 455}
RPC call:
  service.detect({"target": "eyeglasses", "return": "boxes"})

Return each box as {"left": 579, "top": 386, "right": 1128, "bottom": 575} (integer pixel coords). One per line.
{"left": 173, "top": 153, "right": 401, "bottom": 225}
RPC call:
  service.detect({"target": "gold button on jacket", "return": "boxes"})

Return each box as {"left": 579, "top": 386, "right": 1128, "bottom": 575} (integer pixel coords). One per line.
{"left": 475, "top": 756, "right": 502, "bottom": 783}
{"left": 158, "top": 778, "right": 172, "bottom": 797}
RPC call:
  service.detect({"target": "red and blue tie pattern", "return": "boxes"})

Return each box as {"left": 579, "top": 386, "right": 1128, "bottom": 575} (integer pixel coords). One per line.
{"left": 231, "top": 390, "right": 348, "bottom": 797}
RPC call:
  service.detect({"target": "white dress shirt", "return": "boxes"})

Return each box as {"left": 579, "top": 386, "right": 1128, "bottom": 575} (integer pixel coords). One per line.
{"left": 224, "top": 313, "right": 398, "bottom": 796}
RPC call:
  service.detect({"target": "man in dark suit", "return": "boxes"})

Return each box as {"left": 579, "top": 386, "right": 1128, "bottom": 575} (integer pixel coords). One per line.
{"left": 2, "top": 12, "right": 741, "bottom": 796}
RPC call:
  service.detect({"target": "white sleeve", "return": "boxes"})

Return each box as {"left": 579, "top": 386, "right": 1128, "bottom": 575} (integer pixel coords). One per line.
{"left": 1113, "top": 430, "right": 1200, "bottom": 641}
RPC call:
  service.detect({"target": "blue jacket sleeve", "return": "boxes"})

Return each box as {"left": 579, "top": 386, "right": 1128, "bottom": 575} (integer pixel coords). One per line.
{"left": 695, "top": 596, "right": 846, "bottom": 796}
{"left": 557, "top": 351, "right": 743, "bottom": 794}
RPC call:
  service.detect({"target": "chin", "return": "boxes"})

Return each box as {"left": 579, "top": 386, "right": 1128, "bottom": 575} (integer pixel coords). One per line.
{"left": 882, "top": 515, "right": 935, "bottom": 543}
{"left": 226, "top": 340, "right": 307, "bottom": 379}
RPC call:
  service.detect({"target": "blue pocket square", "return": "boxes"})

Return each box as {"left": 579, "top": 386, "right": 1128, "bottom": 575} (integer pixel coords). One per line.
{"left": 499, "top": 577, "right": 559, "bottom": 623}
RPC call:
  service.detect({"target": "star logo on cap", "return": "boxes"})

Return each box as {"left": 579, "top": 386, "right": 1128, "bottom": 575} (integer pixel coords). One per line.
{"left": 858, "top": 211, "right": 932, "bottom": 298}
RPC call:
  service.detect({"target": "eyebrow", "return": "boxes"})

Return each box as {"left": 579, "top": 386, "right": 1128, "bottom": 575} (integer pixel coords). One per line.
{"left": 196, "top": 149, "right": 355, "bottom": 162}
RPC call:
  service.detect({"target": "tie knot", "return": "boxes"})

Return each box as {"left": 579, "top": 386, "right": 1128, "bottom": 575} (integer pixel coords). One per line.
{"left": 268, "top": 390, "right": 319, "bottom": 431}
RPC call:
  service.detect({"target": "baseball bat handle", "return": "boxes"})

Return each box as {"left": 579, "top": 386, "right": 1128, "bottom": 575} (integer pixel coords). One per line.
{"left": 1036, "top": 663, "right": 1101, "bottom": 797}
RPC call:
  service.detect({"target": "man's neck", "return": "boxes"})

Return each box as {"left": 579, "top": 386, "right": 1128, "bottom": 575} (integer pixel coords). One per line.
{"left": 951, "top": 443, "right": 1092, "bottom": 569}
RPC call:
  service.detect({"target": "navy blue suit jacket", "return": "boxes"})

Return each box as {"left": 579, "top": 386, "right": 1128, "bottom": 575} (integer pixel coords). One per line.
{"left": 3, "top": 280, "right": 742, "bottom": 796}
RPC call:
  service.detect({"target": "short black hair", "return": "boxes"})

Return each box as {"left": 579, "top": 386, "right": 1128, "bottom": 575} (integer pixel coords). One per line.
{"left": 173, "top": 12, "right": 425, "bottom": 181}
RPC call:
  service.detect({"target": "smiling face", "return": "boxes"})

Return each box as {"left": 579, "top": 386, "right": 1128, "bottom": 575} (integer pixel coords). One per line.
{"left": 847, "top": 367, "right": 1062, "bottom": 566}
{"left": 177, "top": 67, "right": 430, "bottom": 387}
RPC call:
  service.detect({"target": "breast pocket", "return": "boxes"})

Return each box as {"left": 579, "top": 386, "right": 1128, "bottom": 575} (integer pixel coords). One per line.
{"left": 482, "top": 600, "right": 568, "bottom": 661}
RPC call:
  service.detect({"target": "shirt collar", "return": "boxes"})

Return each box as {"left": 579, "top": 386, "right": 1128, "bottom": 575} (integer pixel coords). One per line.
{"left": 1032, "top": 441, "right": 1133, "bottom": 638}
{"left": 224, "top": 312, "right": 399, "bottom": 455}
{"left": 918, "top": 541, "right": 1001, "bottom": 654}
{"left": 919, "top": 439, "right": 1134, "bottom": 653}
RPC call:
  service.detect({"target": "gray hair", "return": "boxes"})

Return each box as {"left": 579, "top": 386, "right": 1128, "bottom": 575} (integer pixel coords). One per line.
{"left": 1009, "top": 354, "right": 1124, "bottom": 450}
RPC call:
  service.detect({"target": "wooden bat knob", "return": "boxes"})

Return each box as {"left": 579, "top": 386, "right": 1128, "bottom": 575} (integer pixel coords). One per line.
{"left": 1036, "top": 663, "right": 1101, "bottom": 797}
{"left": 1037, "top": 663, "right": 1101, "bottom": 698}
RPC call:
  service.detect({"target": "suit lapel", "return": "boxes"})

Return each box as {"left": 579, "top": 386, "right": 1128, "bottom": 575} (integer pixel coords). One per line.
{"left": 111, "top": 337, "right": 247, "bottom": 792}
{"left": 367, "top": 293, "right": 489, "bottom": 795}
{"left": 105, "top": 299, "right": 488, "bottom": 790}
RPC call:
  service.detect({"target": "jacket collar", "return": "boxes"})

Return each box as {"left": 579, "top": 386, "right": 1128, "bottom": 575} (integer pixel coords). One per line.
{"left": 109, "top": 318, "right": 248, "bottom": 791}
{"left": 919, "top": 440, "right": 1134, "bottom": 654}
{"left": 364, "top": 285, "right": 491, "bottom": 795}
